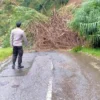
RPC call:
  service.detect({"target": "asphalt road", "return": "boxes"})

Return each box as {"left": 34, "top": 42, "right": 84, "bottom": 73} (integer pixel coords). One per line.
{"left": 0, "top": 51, "right": 100, "bottom": 100}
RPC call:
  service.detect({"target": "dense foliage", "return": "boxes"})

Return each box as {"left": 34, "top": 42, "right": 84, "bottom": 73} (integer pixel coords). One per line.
{"left": 22, "top": 0, "right": 69, "bottom": 12}
{"left": 70, "top": 0, "right": 100, "bottom": 48}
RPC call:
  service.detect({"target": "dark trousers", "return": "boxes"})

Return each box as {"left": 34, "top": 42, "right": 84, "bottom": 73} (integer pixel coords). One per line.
{"left": 13, "top": 46, "right": 23, "bottom": 66}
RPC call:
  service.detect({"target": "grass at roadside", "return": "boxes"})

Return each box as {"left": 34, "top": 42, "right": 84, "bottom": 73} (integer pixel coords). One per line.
{"left": 72, "top": 46, "right": 100, "bottom": 58}
{"left": 81, "top": 48, "right": 100, "bottom": 57}
{"left": 0, "top": 47, "right": 12, "bottom": 61}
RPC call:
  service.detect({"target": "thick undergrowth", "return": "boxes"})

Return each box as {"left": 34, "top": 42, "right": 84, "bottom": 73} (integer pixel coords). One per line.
{"left": 70, "top": 0, "right": 100, "bottom": 48}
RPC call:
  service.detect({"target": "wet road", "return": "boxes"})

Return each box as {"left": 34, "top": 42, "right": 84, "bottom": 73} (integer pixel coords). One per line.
{"left": 0, "top": 51, "right": 100, "bottom": 100}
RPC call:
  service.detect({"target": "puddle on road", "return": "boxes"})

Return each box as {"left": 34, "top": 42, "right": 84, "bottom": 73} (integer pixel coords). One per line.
{"left": 0, "top": 57, "right": 35, "bottom": 77}
{"left": 0, "top": 53, "right": 37, "bottom": 77}
{"left": 11, "top": 84, "right": 20, "bottom": 88}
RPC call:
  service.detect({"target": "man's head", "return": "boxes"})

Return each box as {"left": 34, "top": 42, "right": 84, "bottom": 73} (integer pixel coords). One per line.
{"left": 16, "top": 22, "right": 21, "bottom": 27}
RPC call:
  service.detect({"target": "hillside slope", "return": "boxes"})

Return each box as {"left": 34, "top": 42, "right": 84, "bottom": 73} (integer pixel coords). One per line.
{"left": 0, "top": 5, "right": 47, "bottom": 47}
{"left": 2, "top": 0, "right": 69, "bottom": 15}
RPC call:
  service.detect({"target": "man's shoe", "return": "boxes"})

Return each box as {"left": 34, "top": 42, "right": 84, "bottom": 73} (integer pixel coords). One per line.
{"left": 12, "top": 65, "right": 15, "bottom": 69}
{"left": 18, "top": 66, "right": 24, "bottom": 69}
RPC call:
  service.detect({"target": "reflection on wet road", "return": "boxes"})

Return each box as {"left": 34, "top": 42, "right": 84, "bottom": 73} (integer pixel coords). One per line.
{"left": 0, "top": 51, "right": 100, "bottom": 100}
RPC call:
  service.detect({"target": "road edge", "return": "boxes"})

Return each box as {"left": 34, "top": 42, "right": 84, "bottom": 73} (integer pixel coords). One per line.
{"left": 0, "top": 56, "right": 12, "bottom": 71}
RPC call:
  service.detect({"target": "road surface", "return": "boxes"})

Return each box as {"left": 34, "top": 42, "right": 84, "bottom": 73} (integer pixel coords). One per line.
{"left": 0, "top": 51, "right": 100, "bottom": 100}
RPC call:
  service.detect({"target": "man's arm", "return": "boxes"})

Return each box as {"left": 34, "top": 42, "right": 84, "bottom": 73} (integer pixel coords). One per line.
{"left": 10, "top": 31, "right": 13, "bottom": 47}
{"left": 23, "top": 32, "right": 28, "bottom": 46}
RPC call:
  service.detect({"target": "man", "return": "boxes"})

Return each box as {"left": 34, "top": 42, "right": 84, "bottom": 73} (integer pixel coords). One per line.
{"left": 10, "top": 22, "right": 28, "bottom": 69}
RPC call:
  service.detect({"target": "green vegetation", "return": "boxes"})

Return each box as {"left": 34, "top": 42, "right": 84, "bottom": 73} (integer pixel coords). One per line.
{"left": 81, "top": 47, "right": 100, "bottom": 57}
{"left": 70, "top": 0, "right": 100, "bottom": 48}
{"left": 72, "top": 46, "right": 82, "bottom": 52}
{"left": 2, "top": 0, "right": 69, "bottom": 15}
{"left": 21, "top": 0, "right": 69, "bottom": 15}
{"left": 0, "top": 47, "right": 12, "bottom": 61}
{"left": 72, "top": 47, "right": 100, "bottom": 57}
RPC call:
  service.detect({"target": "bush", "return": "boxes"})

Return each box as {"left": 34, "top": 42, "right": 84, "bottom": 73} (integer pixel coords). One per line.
{"left": 70, "top": 0, "right": 100, "bottom": 48}
{"left": 72, "top": 46, "right": 82, "bottom": 52}
{"left": 2, "top": 34, "right": 10, "bottom": 48}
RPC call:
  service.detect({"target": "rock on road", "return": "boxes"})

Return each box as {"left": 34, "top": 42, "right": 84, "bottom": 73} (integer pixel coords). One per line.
{"left": 0, "top": 51, "right": 100, "bottom": 100}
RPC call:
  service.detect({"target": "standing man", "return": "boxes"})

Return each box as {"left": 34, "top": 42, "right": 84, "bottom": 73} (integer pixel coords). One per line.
{"left": 10, "top": 22, "right": 28, "bottom": 69}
